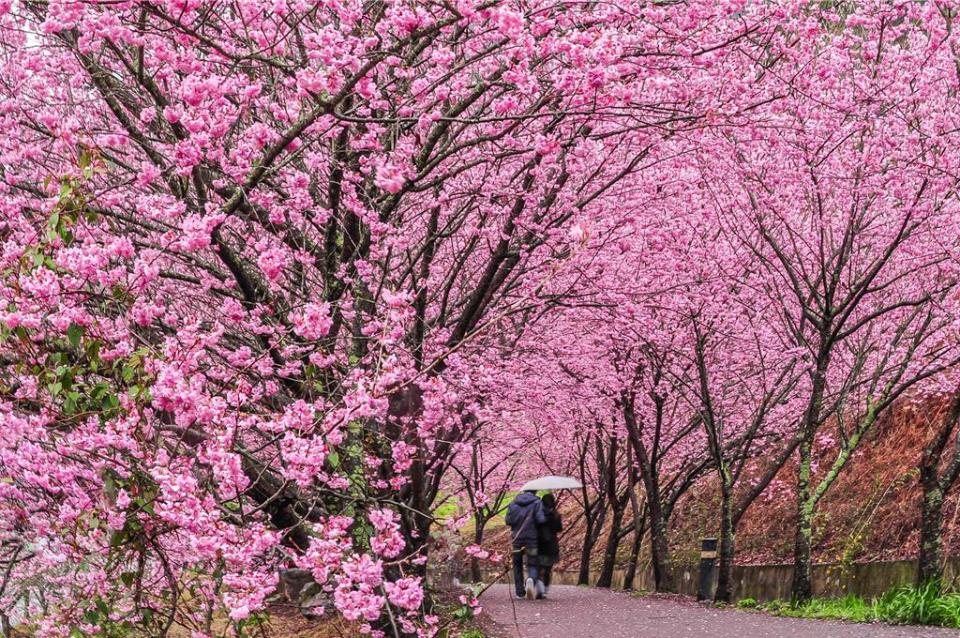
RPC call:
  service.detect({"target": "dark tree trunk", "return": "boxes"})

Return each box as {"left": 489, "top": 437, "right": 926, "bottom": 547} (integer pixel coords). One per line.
{"left": 399, "top": 488, "right": 435, "bottom": 582}
{"left": 622, "top": 475, "right": 646, "bottom": 592}
{"left": 578, "top": 516, "right": 595, "bottom": 585}
{"left": 576, "top": 432, "right": 611, "bottom": 585}
{"left": 916, "top": 394, "right": 960, "bottom": 587}
{"left": 596, "top": 503, "right": 627, "bottom": 588}
{"left": 790, "top": 354, "right": 829, "bottom": 605}
{"left": 918, "top": 470, "right": 946, "bottom": 587}
{"left": 791, "top": 436, "right": 814, "bottom": 602}
{"left": 648, "top": 501, "right": 672, "bottom": 592}
{"left": 596, "top": 437, "right": 627, "bottom": 589}
{"left": 578, "top": 503, "right": 608, "bottom": 585}
{"left": 470, "top": 519, "right": 486, "bottom": 583}
{"left": 714, "top": 485, "right": 735, "bottom": 603}
{"left": 621, "top": 392, "right": 673, "bottom": 593}
{"left": 622, "top": 521, "right": 645, "bottom": 591}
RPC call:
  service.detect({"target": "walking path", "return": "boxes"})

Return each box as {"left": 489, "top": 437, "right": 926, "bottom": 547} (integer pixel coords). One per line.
{"left": 480, "top": 585, "right": 960, "bottom": 638}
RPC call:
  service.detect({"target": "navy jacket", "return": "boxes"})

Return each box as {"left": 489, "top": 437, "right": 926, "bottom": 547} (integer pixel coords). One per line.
{"left": 505, "top": 492, "right": 546, "bottom": 546}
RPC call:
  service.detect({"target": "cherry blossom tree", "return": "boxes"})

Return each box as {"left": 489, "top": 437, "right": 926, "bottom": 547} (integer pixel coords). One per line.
{"left": 694, "top": 2, "right": 960, "bottom": 599}
{"left": 0, "top": 0, "right": 788, "bottom": 633}
{"left": 451, "top": 437, "right": 522, "bottom": 583}
{"left": 7, "top": 0, "right": 960, "bottom": 631}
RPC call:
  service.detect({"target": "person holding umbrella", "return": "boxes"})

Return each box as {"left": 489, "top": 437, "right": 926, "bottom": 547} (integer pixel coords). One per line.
{"left": 507, "top": 476, "right": 580, "bottom": 599}
{"left": 505, "top": 490, "right": 545, "bottom": 599}
{"left": 537, "top": 492, "right": 562, "bottom": 598}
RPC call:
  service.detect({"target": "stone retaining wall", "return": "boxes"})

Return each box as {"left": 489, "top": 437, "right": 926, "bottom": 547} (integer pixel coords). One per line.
{"left": 489, "top": 557, "right": 960, "bottom": 601}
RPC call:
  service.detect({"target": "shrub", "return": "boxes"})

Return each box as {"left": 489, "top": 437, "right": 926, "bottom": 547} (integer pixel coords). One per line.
{"left": 737, "top": 597, "right": 758, "bottom": 609}
{"left": 930, "top": 593, "right": 960, "bottom": 628}
{"left": 757, "top": 583, "right": 960, "bottom": 629}
{"left": 875, "top": 582, "right": 960, "bottom": 628}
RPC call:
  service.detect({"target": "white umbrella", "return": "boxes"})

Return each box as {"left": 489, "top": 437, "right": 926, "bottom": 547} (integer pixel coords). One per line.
{"left": 518, "top": 475, "right": 583, "bottom": 491}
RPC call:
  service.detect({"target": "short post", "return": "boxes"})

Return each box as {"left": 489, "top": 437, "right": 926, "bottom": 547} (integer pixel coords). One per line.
{"left": 697, "top": 537, "right": 718, "bottom": 601}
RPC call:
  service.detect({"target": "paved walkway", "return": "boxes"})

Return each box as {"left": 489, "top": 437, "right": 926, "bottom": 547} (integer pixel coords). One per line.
{"left": 480, "top": 585, "right": 960, "bottom": 637}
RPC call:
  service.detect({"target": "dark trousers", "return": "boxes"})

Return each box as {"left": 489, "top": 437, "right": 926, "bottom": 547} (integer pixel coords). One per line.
{"left": 541, "top": 564, "right": 553, "bottom": 589}
{"left": 512, "top": 544, "right": 539, "bottom": 596}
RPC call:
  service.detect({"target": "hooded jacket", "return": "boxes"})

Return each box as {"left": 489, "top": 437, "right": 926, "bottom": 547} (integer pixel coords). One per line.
{"left": 537, "top": 505, "right": 562, "bottom": 560}
{"left": 505, "top": 492, "right": 546, "bottom": 546}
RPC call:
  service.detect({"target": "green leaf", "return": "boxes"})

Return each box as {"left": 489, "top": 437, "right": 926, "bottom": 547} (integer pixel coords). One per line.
{"left": 103, "top": 475, "right": 117, "bottom": 502}
{"left": 86, "top": 339, "right": 101, "bottom": 362}
{"left": 109, "top": 529, "right": 126, "bottom": 548}
{"left": 101, "top": 393, "right": 119, "bottom": 411}
{"left": 120, "top": 571, "right": 137, "bottom": 587}
{"left": 136, "top": 496, "right": 155, "bottom": 515}
{"left": 327, "top": 451, "right": 340, "bottom": 469}
{"left": 67, "top": 323, "right": 84, "bottom": 348}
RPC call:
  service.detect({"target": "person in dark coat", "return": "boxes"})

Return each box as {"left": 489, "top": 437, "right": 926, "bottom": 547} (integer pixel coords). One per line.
{"left": 505, "top": 490, "right": 546, "bottom": 599}
{"left": 537, "top": 493, "right": 562, "bottom": 597}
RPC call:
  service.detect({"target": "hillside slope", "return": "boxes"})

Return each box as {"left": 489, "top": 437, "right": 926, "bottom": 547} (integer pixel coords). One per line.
{"left": 480, "top": 401, "right": 960, "bottom": 579}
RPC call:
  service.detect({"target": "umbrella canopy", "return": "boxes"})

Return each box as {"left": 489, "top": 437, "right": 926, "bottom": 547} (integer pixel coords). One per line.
{"left": 519, "top": 475, "right": 583, "bottom": 491}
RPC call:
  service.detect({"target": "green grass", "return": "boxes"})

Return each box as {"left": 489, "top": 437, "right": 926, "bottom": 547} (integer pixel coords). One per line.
{"left": 432, "top": 490, "right": 520, "bottom": 538}
{"left": 480, "top": 490, "right": 518, "bottom": 532}
{"left": 761, "top": 595, "right": 876, "bottom": 623}
{"left": 758, "top": 582, "right": 960, "bottom": 628}
{"left": 433, "top": 496, "right": 462, "bottom": 522}
{"left": 875, "top": 581, "right": 960, "bottom": 626}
